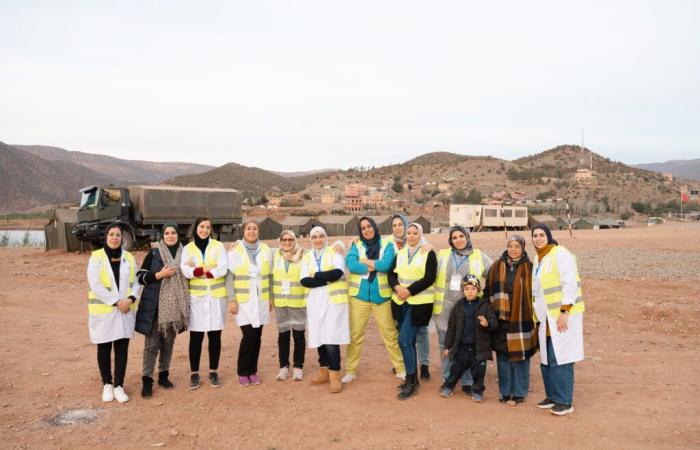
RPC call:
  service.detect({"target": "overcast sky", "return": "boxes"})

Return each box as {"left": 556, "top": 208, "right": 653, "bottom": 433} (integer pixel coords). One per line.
{"left": 1, "top": 1, "right": 698, "bottom": 171}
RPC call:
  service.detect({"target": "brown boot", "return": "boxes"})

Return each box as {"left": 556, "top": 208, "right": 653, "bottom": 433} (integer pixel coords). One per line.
{"left": 311, "top": 367, "right": 330, "bottom": 385}
{"left": 329, "top": 370, "right": 342, "bottom": 393}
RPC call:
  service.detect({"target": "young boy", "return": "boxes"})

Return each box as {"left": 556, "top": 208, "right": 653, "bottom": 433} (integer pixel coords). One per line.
{"left": 440, "top": 274, "right": 498, "bottom": 402}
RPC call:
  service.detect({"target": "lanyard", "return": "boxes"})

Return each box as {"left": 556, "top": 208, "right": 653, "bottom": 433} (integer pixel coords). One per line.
{"left": 314, "top": 252, "right": 324, "bottom": 272}
{"left": 452, "top": 252, "right": 468, "bottom": 272}
{"left": 407, "top": 246, "right": 422, "bottom": 264}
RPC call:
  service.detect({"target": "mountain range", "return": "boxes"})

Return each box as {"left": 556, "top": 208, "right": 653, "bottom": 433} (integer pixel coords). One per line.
{"left": 634, "top": 159, "right": 700, "bottom": 181}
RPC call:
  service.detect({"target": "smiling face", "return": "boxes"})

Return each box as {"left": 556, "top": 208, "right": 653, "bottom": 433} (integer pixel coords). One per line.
{"left": 280, "top": 233, "right": 295, "bottom": 252}
{"left": 507, "top": 240, "right": 523, "bottom": 259}
{"left": 196, "top": 220, "right": 211, "bottom": 240}
{"left": 450, "top": 230, "right": 468, "bottom": 250}
{"left": 243, "top": 222, "right": 259, "bottom": 243}
{"left": 360, "top": 219, "right": 375, "bottom": 240}
{"left": 106, "top": 226, "right": 122, "bottom": 249}
{"left": 532, "top": 229, "right": 549, "bottom": 250}
{"left": 406, "top": 226, "right": 420, "bottom": 247}
{"left": 163, "top": 227, "right": 179, "bottom": 246}
{"left": 391, "top": 217, "right": 405, "bottom": 238}
{"left": 311, "top": 232, "right": 326, "bottom": 250}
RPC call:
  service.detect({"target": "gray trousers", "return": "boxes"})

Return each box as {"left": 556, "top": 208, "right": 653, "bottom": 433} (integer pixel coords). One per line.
{"left": 142, "top": 327, "right": 177, "bottom": 378}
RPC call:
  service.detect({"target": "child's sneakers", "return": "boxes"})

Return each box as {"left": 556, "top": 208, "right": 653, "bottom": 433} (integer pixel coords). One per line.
{"left": 472, "top": 392, "right": 484, "bottom": 403}
{"left": 439, "top": 384, "right": 454, "bottom": 398}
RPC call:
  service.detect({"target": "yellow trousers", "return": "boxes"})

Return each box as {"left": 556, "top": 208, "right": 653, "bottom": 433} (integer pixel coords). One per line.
{"left": 345, "top": 296, "right": 404, "bottom": 375}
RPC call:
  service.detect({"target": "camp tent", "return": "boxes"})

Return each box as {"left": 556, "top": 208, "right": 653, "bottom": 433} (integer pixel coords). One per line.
{"left": 317, "top": 215, "right": 358, "bottom": 237}
{"left": 245, "top": 216, "right": 283, "bottom": 240}
{"left": 44, "top": 208, "right": 83, "bottom": 252}
{"left": 279, "top": 216, "right": 322, "bottom": 237}
{"left": 528, "top": 214, "right": 557, "bottom": 230}
{"left": 408, "top": 215, "right": 431, "bottom": 233}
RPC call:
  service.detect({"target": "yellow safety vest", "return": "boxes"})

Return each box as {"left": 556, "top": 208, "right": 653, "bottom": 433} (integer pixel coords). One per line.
{"left": 535, "top": 246, "right": 585, "bottom": 319}
{"left": 272, "top": 250, "right": 307, "bottom": 308}
{"left": 391, "top": 246, "right": 434, "bottom": 306}
{"left": 347, "top": 238, "right": 392, "bottom": 298}
{"left": 303, "top": 247, "right": 348, "bottom": 304}
{"left": 231, "top": 242, "right": 271, "bottom": 303}
{"left": 433, "top": 248, "right": 484, "bottom": 314}
{"left": 88, "top": 249, "right": 137, "bottom": 316}
{"left": 185, "top": 240, "right": 228, "bottom": 299}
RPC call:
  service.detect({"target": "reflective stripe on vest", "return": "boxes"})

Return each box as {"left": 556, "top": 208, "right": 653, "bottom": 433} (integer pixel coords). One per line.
{"left": 433, "top": 248, "right": 484, "bottom": 314}
{"left": 272, "top": 251, "right": 307, "bottom": 308}
{"left": 537, "top": 246, "right": 585, "bottom": 318}
{"left": 232, "top": 242, "right": 271, "bottom": 303}
{"left": 391, "top": 246, "right": 434, "bottom": 306}
{"left": 347, "top": 238, "right": 391, "bottom": 298}
{"left": 185, "top": 240, "right": 228, "bottom": 298}
{"left": 88, "top": 249, "right": 137, "bottom": 316}
{"left": 303, "top": 247, "right": 348, "bottom": 304}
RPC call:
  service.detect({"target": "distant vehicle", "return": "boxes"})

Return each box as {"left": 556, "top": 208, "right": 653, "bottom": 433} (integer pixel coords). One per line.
{"left": 449, "top": 204, "right": 528, "bottom": 230}
{"left": 73, "top": 185, "right": 242, "bottom": 250}
{"left": 647, "top": 216, "right": 664, "bottom": 226}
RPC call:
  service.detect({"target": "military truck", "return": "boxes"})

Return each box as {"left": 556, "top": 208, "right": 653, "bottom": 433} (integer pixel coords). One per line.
{"left": 73, "top": 185, "right": 242, "bottom": 250}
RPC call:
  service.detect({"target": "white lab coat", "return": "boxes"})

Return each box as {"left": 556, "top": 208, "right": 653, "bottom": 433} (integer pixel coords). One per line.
{"left": 181, "top": 242, "right": 229, "bottom": 332}
{"left": 87, "top": 253, "right": 141, "bottom": 344}
{"left": 532, "top": 246, "right": 585, "bottom": 365}
{"left": 227, "top": 242, "right": 273, "bottom": 328}
{"left": 301, "top": 250, "right": 350, "bottom": 348}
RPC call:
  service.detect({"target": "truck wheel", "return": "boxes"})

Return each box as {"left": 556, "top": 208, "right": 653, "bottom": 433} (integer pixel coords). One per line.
{"left": 121, "top": 232, "right": 134, "bottom": 251}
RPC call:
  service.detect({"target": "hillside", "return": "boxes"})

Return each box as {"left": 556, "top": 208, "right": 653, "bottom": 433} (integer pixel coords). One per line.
{"left": 17, "top": 145, "right": 214, "bottom": 184}
{"left": 634, "top": 159, "right": 700, "bottom": 181}
{"left": 0, "top": 142, "right": 120, "bottom": 212}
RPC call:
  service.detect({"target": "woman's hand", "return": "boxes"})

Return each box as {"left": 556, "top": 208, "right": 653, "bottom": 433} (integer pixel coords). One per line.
{"left": 224, "top": 241, "right": 240, "bottom": 252}
{"left": 186, "top": 258, "right": 196, "bottom": 268}
{"left": 116, "top": 299, "right": 130, "bottom": 313}
{"left": 420, "top": 243, "right": 434, "bottom": 254}
{"left": 441, "top": 349, "right": 449, "bottom": 358}
{"left": 228, "top": 302, "right": 239, "bottom": 315}
{"left": 395, "top": 285, "right": 410, "bottom": 301}
{"left": 156, "top": 266, "right": 177, "bottom": 280}
{"left": 361, "top": 258, "right": 376, "bottom": 271}
{"left": 556, "top": 312, "right": 569, "bottom": 333}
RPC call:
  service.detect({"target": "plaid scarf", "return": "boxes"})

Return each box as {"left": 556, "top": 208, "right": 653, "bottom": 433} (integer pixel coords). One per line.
{"left": 487, "top": 256, "right": 538, "bottom": 361}
{"left": 156, "top": 240, "right": 190, "bottom": 335}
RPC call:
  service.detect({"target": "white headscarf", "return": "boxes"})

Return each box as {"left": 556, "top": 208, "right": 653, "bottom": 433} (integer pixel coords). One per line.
{"left": 406, "top": 222, "right": 428, "bottom": 250}
{"left": 309, "top": 226, "right": 328, "bottom": 258}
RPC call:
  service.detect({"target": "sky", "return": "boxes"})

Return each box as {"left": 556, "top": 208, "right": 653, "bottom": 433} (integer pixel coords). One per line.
{"left": 1, "top": 1, "right": 698, "bottom": 171}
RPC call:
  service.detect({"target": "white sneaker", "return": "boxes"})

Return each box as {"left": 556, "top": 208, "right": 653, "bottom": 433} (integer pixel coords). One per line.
{"left": 113, "top": 386, "right": 129, "bottom": 403}
{"left": 102, "top": 384, "right": 114, "bottom": 402}
{"left": 292, "top": 368, "right": 303, "bottom": 381}
{"left": 341, "top": 373, "right": 356, "bottom": 384}
{"left": 395, "top": 371, "right": 406, "bottom": 380}
{"left": 276, "top": 367, "right": 289, "bottom": 381}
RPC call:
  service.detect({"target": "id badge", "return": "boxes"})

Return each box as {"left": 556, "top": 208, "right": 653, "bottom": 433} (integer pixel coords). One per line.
{"left": 248, "top": 265, "right": 258, "bottom": 277}
{"left": 449, "top": 274, "right": 461, "bottom": 291}
{"left": 361, "top": 272, "right": 370, "bottom": 280}
{"left": 281, "top": 280, "right": 291, "bottom": 294}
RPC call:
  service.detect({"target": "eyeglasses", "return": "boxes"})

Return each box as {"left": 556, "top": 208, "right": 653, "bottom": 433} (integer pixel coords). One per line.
{"left": 280, "top": 238, "right": 294, "bottom": 242}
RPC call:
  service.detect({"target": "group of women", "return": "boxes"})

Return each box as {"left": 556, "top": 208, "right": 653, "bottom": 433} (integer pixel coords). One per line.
{"left": 86, "top": 215, "right": 584, "bottom": 416}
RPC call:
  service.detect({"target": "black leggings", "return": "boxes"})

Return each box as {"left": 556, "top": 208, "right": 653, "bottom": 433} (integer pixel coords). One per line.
{"left": 189, "top": 330, "right": 221, "bottom": 372}
{"left": 97, "top": 338, "right": 130, "bottom": 387}
{"left": 238, "top": 325, "right": 263, "bottom": 376}
{"left": 278, "top": 329, "right": 306, "bottom": 369}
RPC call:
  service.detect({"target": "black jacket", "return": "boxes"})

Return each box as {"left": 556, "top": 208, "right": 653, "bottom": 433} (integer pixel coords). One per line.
{"left": 135, "top": 249, "right": 164, "bottom": 336}
{"left": 444, "top": 298, "right": 498, "bottom": 362}
{"left": 387, "top": 250, "right": 437, "bottom": 327}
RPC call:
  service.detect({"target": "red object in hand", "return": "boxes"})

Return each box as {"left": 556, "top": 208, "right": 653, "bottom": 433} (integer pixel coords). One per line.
{"left": 205, "top": 271, "right": 214, "bottom": 279}
{"left": 193, "top": 267, "right": 205, "bottom": 277}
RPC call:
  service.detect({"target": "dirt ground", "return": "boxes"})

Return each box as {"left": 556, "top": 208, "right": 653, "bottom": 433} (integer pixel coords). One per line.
{"left": 1, "top": 223, "right": 699, "bottom": 449}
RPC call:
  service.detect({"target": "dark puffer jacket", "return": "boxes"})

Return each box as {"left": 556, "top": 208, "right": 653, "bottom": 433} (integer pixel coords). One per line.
{"left": 443, "top": 298, "right": 498, "bottom": 362}
{"left": 135, "top": 248, "right": 164, "bottom": 335}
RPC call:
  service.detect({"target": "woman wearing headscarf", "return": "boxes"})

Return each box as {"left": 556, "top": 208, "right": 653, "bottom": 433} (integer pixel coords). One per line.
{"left": 87, "top": 223, "right": 140, "bottom": 403}
{"left": 181, "top": 217, "right": 228, "bottom": 390}
{"left": 432, "top": 225, "right": 493, "bottom": 393}
{"left": 272, "top": 229, "right": 307, "bottom": 381}
{"left": 387, "top": 214, "right": 431, "bottom": 380}
{"left": 388, "top": 223, "right": 437, "bottom": 399}
{"left": 343, "top": 217, "right": 402, "bottom": 384}
{"left": 531, "top": 224, "right": 585, "bottom": 416}
{"left": 135, "top": 222, "right": 190, "bottom": 398}
{"left": 227, "top": 219, "right": 274, "bottom": 386}
{"left": 482, "top": 235, "right": 536, "bottom": 405}
{"left": 300, "top": 226, "right": 349, "bottom": 393}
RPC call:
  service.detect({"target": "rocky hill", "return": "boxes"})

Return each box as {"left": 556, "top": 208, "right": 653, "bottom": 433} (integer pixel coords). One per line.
{"left": 634, "top": 158, "right": 700, "bottom": 181}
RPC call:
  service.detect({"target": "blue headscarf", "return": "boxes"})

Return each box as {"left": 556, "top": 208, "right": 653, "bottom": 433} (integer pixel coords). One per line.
{"left": 358, "top": 217, "right": 381, "bottom": 259}
{"left": 531, "top": 223, "right": 558, "bottom": 245}
{"left": 391, "top": 213, "right": 410, "bottom": 246}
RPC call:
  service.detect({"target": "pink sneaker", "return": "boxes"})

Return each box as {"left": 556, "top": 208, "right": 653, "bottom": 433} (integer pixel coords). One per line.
{"left": 248, "top": 374, "right": 261, "bottom": 385}
{"left": 238, "top": 376, "right": 251, "bottom": 387}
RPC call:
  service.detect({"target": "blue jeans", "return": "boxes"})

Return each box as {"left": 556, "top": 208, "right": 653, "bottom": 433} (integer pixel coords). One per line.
{"left": 416, "top": 326, "right": 429, "bottom": 366}
{"left": 397, "top": 303, "right": 420, "bottom": 376}
{"left": 436, "top": 327, "right": 473, "bottom": 386}
{"left": 496, "top": 353, "right": 531, "bottom": 399}
{"left": 317, "top": 345, "right": 341, "bottom": 371}
{"left": 540, "top": 337, "right": 574, "bottom": 405}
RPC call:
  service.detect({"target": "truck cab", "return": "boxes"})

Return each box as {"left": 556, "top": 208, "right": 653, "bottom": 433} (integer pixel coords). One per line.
{"left": 74, "top": 186, "right": 135, "bottom": 249}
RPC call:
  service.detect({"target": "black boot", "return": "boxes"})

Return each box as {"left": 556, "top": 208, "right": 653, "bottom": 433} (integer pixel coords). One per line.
{"left": 141, "top": 376, "right": 153, "bottom": 398}
{"left": 420, "top": 364, "right": 430, "bottom": 380}
{"left": 158, "top": 370, "right": 174, "bottom": 389}
{"left": 397, "top": 374, "right": 418, "bottom": 400}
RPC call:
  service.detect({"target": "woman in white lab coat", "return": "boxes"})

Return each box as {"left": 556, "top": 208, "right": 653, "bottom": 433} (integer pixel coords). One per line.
{"left": 180, "top": 217, "right": 228, "bottom": 390}
{"left": 87, "top": 222, "right": 140, "bottom": 403}
{"left": 227, "top": 219, "right": 273, "bottom": 387}
{"left": 300, "top": 226, "right": 349, "bottom": 393}
{"left": 531, "top": 223, "right": 585, "bottom": 416}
